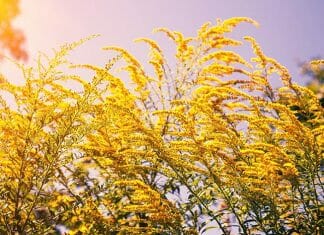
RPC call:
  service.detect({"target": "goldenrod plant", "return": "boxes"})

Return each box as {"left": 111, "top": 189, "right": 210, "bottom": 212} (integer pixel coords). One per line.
{"left": 0, "top": 17, "right": 322, "bottom": 234}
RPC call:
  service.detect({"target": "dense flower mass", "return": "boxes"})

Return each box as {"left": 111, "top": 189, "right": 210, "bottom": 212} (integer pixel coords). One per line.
{"left": 0, "top": 17, "right": 322, "bottom": 234}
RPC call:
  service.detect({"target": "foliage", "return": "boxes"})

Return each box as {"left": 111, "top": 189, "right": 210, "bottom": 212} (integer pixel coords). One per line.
{"left": 301, "top": 59, "right": 324, "bottom": 107}
{"left": 0, "top": 0, "right": 27, "bottom": 61}
{"left": 0, "top": 18, "right": 322, "bottom": 234}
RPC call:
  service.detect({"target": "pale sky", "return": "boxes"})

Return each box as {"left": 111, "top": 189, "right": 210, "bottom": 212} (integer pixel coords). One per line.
{"left": 1, "top": 0, "right": 323, "bottom": 86}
